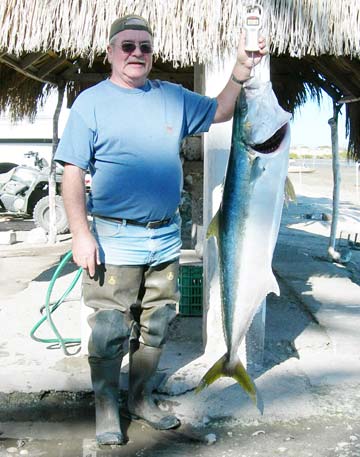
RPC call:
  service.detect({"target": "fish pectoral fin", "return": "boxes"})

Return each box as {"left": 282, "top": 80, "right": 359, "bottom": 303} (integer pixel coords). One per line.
{"left": 206, "top": 209, "right": 220, "bottom": 240}
{"left": 284, "top": 176, "right": 296, "bottom": 206}
{"left": 195, "top": 354, "right": 262, "bottom": 413}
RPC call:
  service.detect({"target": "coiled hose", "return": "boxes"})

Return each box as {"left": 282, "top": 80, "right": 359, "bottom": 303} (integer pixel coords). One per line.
{"left": 30, "top": 250, "right": 83, "bottom": 356}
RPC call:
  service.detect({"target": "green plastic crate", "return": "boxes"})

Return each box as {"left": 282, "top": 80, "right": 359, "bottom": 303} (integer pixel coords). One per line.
{"left": 178, "top": 265, "right": 203, "bottom": 316}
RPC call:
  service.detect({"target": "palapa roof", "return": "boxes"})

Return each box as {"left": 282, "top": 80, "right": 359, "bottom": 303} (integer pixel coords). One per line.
{"left": 1, "top": 0, "right": 360, "bottom": 159}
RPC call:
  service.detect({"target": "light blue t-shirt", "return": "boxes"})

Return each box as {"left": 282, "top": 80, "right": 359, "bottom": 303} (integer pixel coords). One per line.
{"left": 55, "top": 79, "right": 217, "bottom": 223}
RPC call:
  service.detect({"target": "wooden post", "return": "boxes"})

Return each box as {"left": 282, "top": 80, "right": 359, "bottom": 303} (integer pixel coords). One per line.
{"left": 327, "top": 101, "right": 342, "bottom": 261}
{"left": 48, "top": 83, "right": 65, "bottom": 244}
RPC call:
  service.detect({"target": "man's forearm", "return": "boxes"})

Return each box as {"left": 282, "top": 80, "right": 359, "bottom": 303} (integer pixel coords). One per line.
{"left": 62, "top": 164, "right": 90, "bottom": 236}
{"left": 62, "top": 164, "right": 99, "bottom": 274}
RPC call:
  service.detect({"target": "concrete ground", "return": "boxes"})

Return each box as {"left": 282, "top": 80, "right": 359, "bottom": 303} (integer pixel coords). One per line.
{"left": 0, "top": 160, "right": 360, "bottom": 456}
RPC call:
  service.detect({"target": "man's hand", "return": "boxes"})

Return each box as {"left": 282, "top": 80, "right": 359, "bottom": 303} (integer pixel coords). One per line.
{"left": 214, "top": 31, "right": 268, "bottom": 123}
{"left": 235, "top": 30, "right": 268, "bottom": 81}
{"left": 72, "top": 231, "right": 100, "bottom": 277}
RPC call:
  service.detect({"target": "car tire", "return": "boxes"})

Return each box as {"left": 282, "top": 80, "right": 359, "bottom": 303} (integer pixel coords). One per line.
{"left": 33, "top": 195, "right": 69, "bottom": 234}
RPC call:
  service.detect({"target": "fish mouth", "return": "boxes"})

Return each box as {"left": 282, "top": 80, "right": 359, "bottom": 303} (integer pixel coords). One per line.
{"left": 250, "top": 124, "right": 287, "bottom": 154}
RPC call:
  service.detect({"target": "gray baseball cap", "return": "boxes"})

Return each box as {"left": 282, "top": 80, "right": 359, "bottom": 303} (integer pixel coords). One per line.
{"left": 109, "top": 15, "right": 153, "bottom": 40}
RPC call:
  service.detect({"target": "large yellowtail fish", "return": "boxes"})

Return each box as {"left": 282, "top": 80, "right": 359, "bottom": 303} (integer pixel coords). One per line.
{"left": 196, "top": 81, "right": 292, "bottom": 412}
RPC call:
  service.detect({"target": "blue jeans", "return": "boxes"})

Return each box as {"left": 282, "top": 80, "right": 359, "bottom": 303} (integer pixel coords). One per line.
{"left": 92, "top": 213, "right": 182, "bottom": 266}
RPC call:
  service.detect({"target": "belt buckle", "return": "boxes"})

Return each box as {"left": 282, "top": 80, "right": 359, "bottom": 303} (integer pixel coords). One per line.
{"left": 146, "top": 220, "right": 162, "bottom": 229}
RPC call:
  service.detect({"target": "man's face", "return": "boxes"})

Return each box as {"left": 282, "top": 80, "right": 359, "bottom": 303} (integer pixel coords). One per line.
{"left": 107, "top": 29, "right": 153, "bottom": 88}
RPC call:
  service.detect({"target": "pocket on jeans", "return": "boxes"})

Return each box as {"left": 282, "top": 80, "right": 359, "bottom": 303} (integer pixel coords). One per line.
{"left": 93, "top": 217, "right": 121, "bottom": 238}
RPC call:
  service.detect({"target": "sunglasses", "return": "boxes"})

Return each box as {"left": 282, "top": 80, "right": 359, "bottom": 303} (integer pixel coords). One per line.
{"left": 118, "top": 41, "right": 153, "bottom": 54}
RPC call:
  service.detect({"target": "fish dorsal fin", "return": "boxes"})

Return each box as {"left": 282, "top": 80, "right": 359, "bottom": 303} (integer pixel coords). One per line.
{"left": 206, "top": 209, "right": 220, "bottom": 240}
{"left": 284, "top": 176, "right": 296, "bottom": 206}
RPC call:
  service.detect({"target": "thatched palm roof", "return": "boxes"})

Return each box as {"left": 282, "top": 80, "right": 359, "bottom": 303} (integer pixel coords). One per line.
{"left": 1, "top": 0, "right": 360, "bottom": 158}
{"left": 2, "top": 0, "right": 360, "bottom": 63}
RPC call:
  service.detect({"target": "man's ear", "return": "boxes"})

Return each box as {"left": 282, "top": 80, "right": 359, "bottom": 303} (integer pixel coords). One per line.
{"left": 107, "top": 45, "right": 113, "bottom": 64}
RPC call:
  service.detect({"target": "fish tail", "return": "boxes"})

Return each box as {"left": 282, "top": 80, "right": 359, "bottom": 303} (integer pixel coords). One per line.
{"left": 195, "top": 354, "right": 263, "bottom": 413}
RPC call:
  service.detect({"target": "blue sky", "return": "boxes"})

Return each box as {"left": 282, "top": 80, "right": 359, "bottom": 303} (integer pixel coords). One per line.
{"left": 290, "top": 91, "right": 348, "bottom": 149}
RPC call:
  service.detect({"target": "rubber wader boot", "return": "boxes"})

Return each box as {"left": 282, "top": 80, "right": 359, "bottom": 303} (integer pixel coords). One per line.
{"left": 128, "top": 342, "right": 180, "bottom": 430}
{"left": 89, "top": 357, "right": 125, "bottom": 445}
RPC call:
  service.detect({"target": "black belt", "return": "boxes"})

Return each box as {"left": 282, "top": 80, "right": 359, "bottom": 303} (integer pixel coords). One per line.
{"left": 93, "top": 214, "right": 172, "bottom": 229}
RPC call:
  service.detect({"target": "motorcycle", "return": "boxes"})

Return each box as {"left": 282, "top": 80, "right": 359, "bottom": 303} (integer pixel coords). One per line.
{"left": 0, "top": 151, "right": 69, "bottom": 234}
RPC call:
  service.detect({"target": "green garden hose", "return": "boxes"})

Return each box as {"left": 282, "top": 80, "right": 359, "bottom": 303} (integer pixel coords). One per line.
{"left": 30, "top": 250, "right": 83, "bottom": 356}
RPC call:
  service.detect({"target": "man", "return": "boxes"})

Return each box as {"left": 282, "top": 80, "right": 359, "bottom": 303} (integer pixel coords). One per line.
{"left": 55, "top": 14, "right": 266, "bottom": 445}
